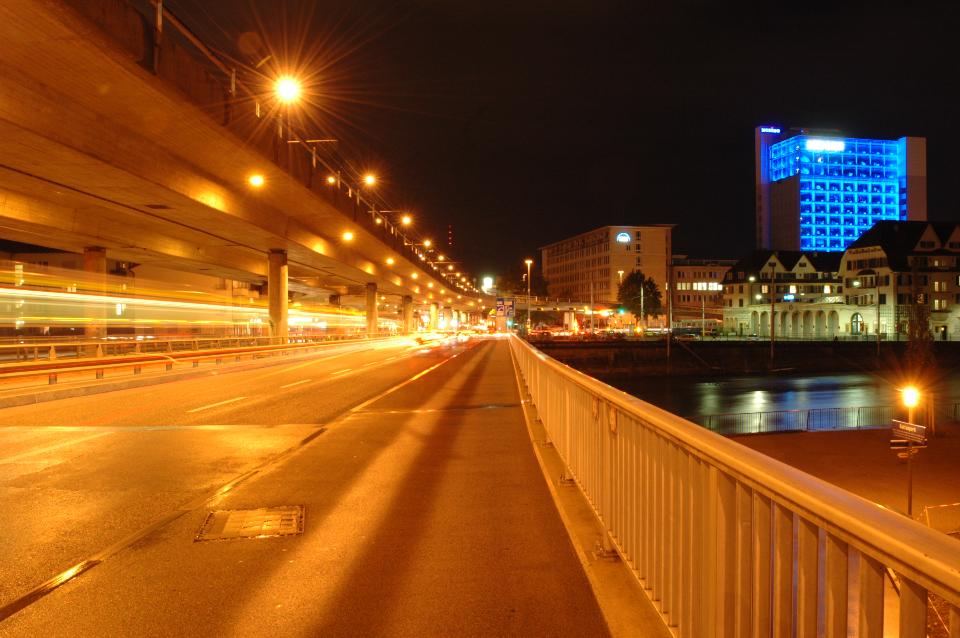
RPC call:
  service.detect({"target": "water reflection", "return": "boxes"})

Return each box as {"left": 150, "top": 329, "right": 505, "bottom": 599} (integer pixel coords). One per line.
{"left": 611, "top": 373, "right": 960, "bottom": 418}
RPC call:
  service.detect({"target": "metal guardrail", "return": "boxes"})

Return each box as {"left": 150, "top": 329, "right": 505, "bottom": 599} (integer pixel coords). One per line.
{"left": 0, "top": 335, "right": 394, "bottom": 386}
{"left": 0, "top": 334, "right": 376, "bottom": 362}
{"left": 509, "top": 335, "right": 960, "bottom": 637}
{"left": 693, "top": 405, "right": 896, "bottom": 435}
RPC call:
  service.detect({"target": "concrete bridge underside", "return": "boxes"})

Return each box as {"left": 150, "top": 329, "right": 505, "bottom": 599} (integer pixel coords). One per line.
{"left": 0, "top": 0, "right": 487, "bottom": 334}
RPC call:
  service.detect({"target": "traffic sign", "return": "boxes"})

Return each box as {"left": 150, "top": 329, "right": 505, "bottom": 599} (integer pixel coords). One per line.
{"left": 890, "top": 438, "right": 927, "bottom": 451}
{"left": 892, "top": 420, "right": 926, "bottom": 444}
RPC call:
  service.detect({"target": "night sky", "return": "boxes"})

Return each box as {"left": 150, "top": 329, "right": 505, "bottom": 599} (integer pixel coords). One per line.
{"left": 171, "top": 0, "right": 960, "bottom": 280}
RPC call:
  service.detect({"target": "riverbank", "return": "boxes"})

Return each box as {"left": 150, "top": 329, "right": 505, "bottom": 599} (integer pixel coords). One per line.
{"left": 533, "top": 339, "right": 960, "bottom": 377}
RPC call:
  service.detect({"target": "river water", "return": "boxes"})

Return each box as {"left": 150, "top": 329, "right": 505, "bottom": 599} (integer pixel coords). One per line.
{"left": 602, "top": 372, "right": 960, "bottom": 420}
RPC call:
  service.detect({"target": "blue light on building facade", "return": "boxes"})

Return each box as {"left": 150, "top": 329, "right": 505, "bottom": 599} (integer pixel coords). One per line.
{"left": 769, "top": 135, "right": 903, "bottom": 251}
{"left": 755, "top": 127, "right": 926, "bottom": 252}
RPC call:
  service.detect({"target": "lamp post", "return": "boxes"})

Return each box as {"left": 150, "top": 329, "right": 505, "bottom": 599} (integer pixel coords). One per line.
{"left": 875, "top": 273, "right": 881, "bottom": 357}
{"left": 525, "top": 259, "right": 533, "bottom": 336}
{"left": 770, "top": 264, "right": 775, "bottom": 361}
{"left": 617, "top": 270, "right": 624, "bottom": 329}
{"left": 902, "top": 385, "right": 920, "bottom": 517}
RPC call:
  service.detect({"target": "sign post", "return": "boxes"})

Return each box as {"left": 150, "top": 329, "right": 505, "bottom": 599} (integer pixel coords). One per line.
{"left": 891, "top": 419, "right": 927, "bottom": 517}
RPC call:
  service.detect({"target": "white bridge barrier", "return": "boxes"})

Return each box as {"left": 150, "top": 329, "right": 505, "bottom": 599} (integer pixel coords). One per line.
{"left": 509, "top": 335, "right": 960, "bottom": 637}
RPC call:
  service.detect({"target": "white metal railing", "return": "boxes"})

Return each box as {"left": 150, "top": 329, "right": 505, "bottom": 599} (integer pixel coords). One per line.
{"left": 509, "top": 335, "right": 960, "bottom": 637}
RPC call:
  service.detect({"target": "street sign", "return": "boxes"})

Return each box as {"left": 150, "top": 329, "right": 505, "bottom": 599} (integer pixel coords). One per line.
{"left": 504, "top": 299, "right": 515, "bottom": 318}
{"left": 496, "top": 298, "right": 505, "bottom": 317}
{"left": 890, "top": 438, "right": 927, "bottom": 451}
{"left": 892, "top": 420, "right": 926, "bottom": 444}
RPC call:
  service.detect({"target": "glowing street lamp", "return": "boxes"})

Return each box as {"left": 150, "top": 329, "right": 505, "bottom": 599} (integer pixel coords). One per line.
{"left": 274, "top": 76, "right": 302, "bottom": 104}
{"left": 902, "top": 385, "right": 920, "bottom": 422}
{"left": 363, "top": 174, "right": 376, "bottom": 187}
{"left": 401, "top": 214, "right": 412, "bottom": 226}
{"left": 247, "top": 174, "right": 265, "bottom": 188}
{"left": 341, "top": 230, "right": 354, "bottom": 242}
{"left": 900, "top": 384, "right": 922, "bottom": 516}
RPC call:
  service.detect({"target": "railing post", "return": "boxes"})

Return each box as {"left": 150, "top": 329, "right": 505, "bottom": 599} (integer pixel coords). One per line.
{"left": 898, "top": 576, "right": 926, "bottom": 638}
{"left": 771, "top": 504, "right": 793, "bottom": 637}
{"left": 824, "top": 532, "right": 848, "bottom": 637}
{"left": 858, "top": 553, "right": 885, "bottom": 638}
{"left": 796, "top": 519, "right": 818, "bottom": 636}
{"left": 715, "top": 470, "right": 738, "bottom": 635}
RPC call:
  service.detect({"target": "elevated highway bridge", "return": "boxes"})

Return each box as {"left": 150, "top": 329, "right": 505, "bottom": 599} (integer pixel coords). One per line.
{"left": 0, "top": 0, "right": 490, "bottom": 338}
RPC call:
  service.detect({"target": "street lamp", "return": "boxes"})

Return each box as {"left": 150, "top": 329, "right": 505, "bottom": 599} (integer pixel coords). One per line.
{"left": 901, "top": 385, "right": 921, "bottom": 517}
{"left": 525, "top": 259, "right": 533, "bottom": 335}
{"left": 274, "top": 76, "right": 302, "bottom": 104}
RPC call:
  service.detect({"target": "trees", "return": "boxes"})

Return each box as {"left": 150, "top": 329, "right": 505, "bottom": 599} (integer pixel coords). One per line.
{"left": 617, "top": 271, "right": 662, "bottom": 320}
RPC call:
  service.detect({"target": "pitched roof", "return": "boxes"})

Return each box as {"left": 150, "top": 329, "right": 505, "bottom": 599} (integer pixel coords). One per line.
{"left": 848, "top": 221, "right": 960, "bottom": 270}
{"left": 727, "top": 250, "right": 840, "bottom": 274}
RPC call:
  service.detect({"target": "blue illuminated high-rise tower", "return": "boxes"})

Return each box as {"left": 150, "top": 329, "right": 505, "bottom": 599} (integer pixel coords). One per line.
{"left": 754, "top": 126, "right": 926, "bottom": 251}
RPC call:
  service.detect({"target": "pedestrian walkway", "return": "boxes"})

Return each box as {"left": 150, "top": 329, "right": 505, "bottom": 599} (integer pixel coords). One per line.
{"left": 1, "top": 338, "right": 658, "bottom": 637}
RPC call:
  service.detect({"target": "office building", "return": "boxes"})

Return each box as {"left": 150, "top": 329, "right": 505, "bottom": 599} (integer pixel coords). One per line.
{"left": 755, "top": 126, "right": 926, "bottom": 252}
{"left": 670, "top": 257, "right": 737, "bottom": 331}
{"left": 541, "top": 225, "right": 673, "bottom": 304}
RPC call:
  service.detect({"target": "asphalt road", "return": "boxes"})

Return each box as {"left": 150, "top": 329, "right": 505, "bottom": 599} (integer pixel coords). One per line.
{"left": 0, "top": 336, "right": 610, "bottom": 637}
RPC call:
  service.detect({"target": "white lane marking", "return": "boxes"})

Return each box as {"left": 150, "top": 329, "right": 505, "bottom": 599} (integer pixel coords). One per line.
{"left": 361, "top": 361, "right": 379, "bottom": 368}
{"left": 279, "top": 379, "right": 312, "bottom": 389}
{"left": 331, "top": 368, "right": 352, "bottom": 376}
{"left": 0, "top": 432, "right": 113, "bottom": 464}
{"left": 186, "top": 396, "right": 247, "bottom": 413}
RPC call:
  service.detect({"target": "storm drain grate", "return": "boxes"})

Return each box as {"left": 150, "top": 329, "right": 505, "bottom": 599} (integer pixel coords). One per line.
{"left": 195, "top": 506, "right": 304, "bottom": 542}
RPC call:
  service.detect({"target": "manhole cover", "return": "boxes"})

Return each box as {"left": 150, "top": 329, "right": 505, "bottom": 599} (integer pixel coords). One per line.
{"left": 195, "top": 506, "right": 304, "bottom": 542}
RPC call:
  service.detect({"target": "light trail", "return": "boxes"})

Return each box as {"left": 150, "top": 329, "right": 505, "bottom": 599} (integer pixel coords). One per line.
{"left": 279, "top": 379, "right": 312, "bottom": 389}
{"left": 185, "top": 396, "right": 248, "bottom": 413}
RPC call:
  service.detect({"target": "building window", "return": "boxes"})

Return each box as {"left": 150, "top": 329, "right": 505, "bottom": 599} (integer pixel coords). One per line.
{"left": 851, "top": 313, "right": 864, "bottom": 335}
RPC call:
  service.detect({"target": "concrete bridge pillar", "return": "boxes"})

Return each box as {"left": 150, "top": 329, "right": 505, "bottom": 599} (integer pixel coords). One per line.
{"left": 83, "top": 247, "right": 107, "bottom": 342}
{"left": 366, "top": 283, "right": 378, "bottom": 336}
{"left": 402, "top": 296, "right": 414, "bottom": 334}
{"left": 268, "top": 249, "right": 288, "bottom": 342}
{"left": 429, "top": 303, "right": 439, "bottom": 331}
